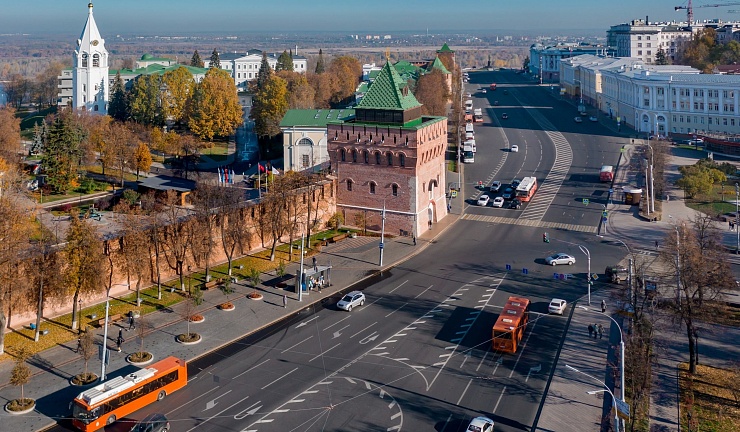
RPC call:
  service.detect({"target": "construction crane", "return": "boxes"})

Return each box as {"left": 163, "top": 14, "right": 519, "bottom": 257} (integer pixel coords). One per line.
{"left": 675, "top": 1, "right": 740, "bottom": 25}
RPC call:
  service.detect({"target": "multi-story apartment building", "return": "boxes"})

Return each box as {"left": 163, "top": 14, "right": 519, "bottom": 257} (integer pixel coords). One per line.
{"left": 607, "top": 19, "right": 693, "bottom": 64}
{"left": 204, "top": 49, "right": 308, "bottom": 92}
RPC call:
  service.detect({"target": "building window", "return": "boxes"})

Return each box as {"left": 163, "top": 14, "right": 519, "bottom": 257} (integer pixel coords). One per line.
{"left": 340, "top": 149, "right": 346, "bottom": 162}
{"left": 370, "top": 182, "right": 376, "bottom": 194}
{"left": 399, "top": 153, "right": 406, "bottom": 167}
{"left": 93, "top": 54, "right": 100, "bottom": 67}
{"left": 375, "top": 152, "right": 381, "bottom": 164}
{"left": 387, "top": 152, "right": 393, "bottom": 166}
{"left": 392, "top": 184, "right": 398, "bottom": 196}
{"left": 347, "top": 179, "right": 353, "bottom": 191}
{"left": 352, "top": 150, "right": 357, "bottom": 163}
{"left": 364, "top": 151, "right": 369, "bottom": 164}
{"left": 82, "top": 53, "right": 88, "bottom": 67}
{"left": 302, "top": 154, "right": 310, "bottom": 168}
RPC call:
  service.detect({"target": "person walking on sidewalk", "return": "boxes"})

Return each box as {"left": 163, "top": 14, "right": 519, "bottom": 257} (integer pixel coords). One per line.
{"left": 588, "top": 324, "right": 594, "bottom": 338}
{"left": 283, "top": 294, "right": 288, "bottom": 308}
{"left": 127, "top": 311, "right": 136, "bottom": 330}
{"left": 75, "top": 336, "right": 82, "bottom": 354}
{"left": 655, "top": 240, "right": 659, "bottom": 250}
{"left": 412, "top": 235, "right": 417, "bottom": 246}
{"left": 601, "top": 299, "right": 607, "bottom": 313}
{"left": 598, "top": 324, "right": 604, "bottom": 339}
{"left": 116, "top": 329, "right": 124, "bottom": 352}
{"left": 312, "top": 257, "right": 317, "bottom": 272}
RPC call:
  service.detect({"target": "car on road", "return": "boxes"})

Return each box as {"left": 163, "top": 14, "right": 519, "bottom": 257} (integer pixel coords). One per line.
{"left": 493, "top": 100, "right": 499, "bottom": 105}
{"left": 509, "top": 198, "right": 521, "bottom": 209}
{"left": 605, "top": 265, "right": 629, "bottom": 284}
{"left": 467, "top": 416, "right": 494, "bottom": 432}
{"left": 337, "top": 291, "right": 365, "bottom": 311}
{"left": 477, "top": 195, "right": 490, "bottom": 206}
{"left": 482, "top": 89, "right": 487, "bottom": 94}
{"left": 501, "top": 113, "right": 508, "bottom": 119}
{"left": 574, "top": 116, "right": 583, "bottom": 123}
{"left": 130, "top": 413, "right": 170, "bottom": 432}
{"left": 546, "top": 253, "right": 576, "bottom": 266}
{"left": 548, "top": 298, "right": 567, "bottom": 315}
{"left": 490, "top": 180, "right": 502, "bottom": 192}
{"left": 504, "top": 89, "right": 508, "bottom": 94}
{"left": 492, "top": 197, "right": 505, "bottom": 208}
{"left": 511, "top": 178, "right": 522, "bottom": 188}
{"left": 589, "top": 116, "right": 598, "bottom": 122}
{"left": 502, "top": 187, "right": 514, "bottom": 200}
{"left": 510, "top": 144, "right": 519, "bottom": 152}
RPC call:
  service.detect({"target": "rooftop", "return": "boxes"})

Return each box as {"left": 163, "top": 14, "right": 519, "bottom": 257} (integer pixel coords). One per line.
{"left": 280, "top": 108, "right": 356, "bottom": 128}
{"left": 356, "top": 61, "right": 421, "bottom": 111}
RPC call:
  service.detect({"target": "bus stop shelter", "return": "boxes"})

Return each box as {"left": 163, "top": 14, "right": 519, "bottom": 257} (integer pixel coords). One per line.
{"left": 294, "top": 264, "right": 332, "bottom": 294}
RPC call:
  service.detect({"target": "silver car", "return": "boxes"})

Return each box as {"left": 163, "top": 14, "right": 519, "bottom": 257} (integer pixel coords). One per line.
{"left": 337, "top": 291, "right": 365, "bottom": 311}
{"left": 546, "top": 253, "right": 576, "bottom": 266}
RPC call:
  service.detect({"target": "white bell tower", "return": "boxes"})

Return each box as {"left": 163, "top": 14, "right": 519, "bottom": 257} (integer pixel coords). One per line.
{"left": 73, "top": 2, "right": 109, "bottom": 114}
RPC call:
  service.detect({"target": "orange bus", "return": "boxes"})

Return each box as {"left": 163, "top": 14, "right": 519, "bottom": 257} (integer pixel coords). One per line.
{"left": 71, "top": 356, "right": 187, "bottom": 431}
{"left": 515, "top": 176, "right": 538, "bottom": 202}
{"left": 492, "top": 296, "right": 530, "bottom": 353}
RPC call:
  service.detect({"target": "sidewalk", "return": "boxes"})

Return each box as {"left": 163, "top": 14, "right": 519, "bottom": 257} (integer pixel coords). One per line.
{"left": 0, "top": 200, "right": 458, "bottom": 431}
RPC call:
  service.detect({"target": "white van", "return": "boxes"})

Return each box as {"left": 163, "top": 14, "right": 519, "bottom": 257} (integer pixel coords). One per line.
{"left": 465, "top": 132, "right": 474, "bottom": 141}
{"left": 464, "top": 139, "right": 477, "bottom": 153}
{"left": 463, "top": 144, "right": 475, "bottom": 163}
{"left": 465, "top": 100, "right": 474, "bottom": 112}
{"left": 465, "top": 123, "right": 475, "bottom": 135}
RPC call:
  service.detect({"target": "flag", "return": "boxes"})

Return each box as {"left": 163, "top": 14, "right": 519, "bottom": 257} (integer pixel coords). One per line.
{"left": 258, "top": 163, "right": 266, "bottom": 173}
{"left": 230, "top": 169, "right": 235, "bottom": 184}
{"left": 224, "top": 168, "right": 229, "bottom": 184}
{"left": 218, "top": 167, "right": 223, "bottom": 184}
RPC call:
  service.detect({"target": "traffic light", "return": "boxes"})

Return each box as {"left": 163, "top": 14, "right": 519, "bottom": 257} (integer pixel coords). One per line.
{"left": 543, "top": 233, "right": 550, "bottom": 243}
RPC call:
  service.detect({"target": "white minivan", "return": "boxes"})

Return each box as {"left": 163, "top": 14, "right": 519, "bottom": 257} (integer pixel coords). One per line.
{"left": 465, "top": 123, "right": 475, "bottom": 135}
{"left": 464, "top": 139, "right": 477, "bottom": 153}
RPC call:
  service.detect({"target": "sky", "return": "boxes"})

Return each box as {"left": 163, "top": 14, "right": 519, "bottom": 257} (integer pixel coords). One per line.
{"left": 0, "top": 1, "right": 737, "bottom": 34}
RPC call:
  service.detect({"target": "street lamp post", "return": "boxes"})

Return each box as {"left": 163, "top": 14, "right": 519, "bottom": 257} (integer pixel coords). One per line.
{"left": 100, "top": 296, "right": 110, "bottom": 381}
{"left": 379, "top": 200, "right": 387, "bottom": 266}
{"left": 645, "top": 142, "right": 655, "bottom": 214}
{"left": 668, "top": 215, "right": 682, "bottom": 302}
{"left": 735, "top": 183, "right": 739, "bottom": 254}
{"left": 566, "top": 365, "right": 620, "bottom": 432}
{"left": 78, "top": 299, "right": 83, "bottom": 334}
{"left": 578, "top": 245, "right": 592, "bottom": 305}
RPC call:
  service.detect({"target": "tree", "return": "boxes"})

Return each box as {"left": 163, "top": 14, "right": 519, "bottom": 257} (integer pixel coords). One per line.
{"left": 42, "top": 113, "right": 85, "bottom": 193}
{"left": 83, "top": 115, "right": 114, "bottom": 176}
{"left": 190, "top": 50, "right": 204, "bottom": 68}
{"left": 4, "top": 74, "right": 29, "bottom": 108}
{"left": 522, "top": 56, "right": 530, "bottom": 71}
{"left": 64, "top": 210, "right": 106, "bottom": 331}
{"left": 77, "top": 329, "right": 96, "bottom": 382}
{"left": 276, "top": 50, "right": 294, "bottom": 72}
{"left": 108, "top": 71, "right": 129, "bottom": 121}
{"left": 117, "top": 206, "right": 151, "bottom": 307}
{"left": 328, "top": 56, "right": 361, "bottom": 105}
{"left": 129, "top": 74, "right": 163, "bottom": 126}
{"left": 191, "top": 183, "right": 223, "bottom": 281}
{"left": 187, "top": 68, "right": 243, "bottom": 141}
{"left": 106, "top": 122, "right": 137, "bottom": 187}
{"left": 209, "top": 48, "right": 221, "bottom": 69}
{"left": 0, "top": 107, "right": 21, "bottom": 162}
{"left": 659, "top": 214, "right": 734, "bottom": 374}
{"left": 251, "top": 75, "right": 289, "bottom": 138}
{"left": 307, "top": 72, "right": 335, "bottom": 108}
{"left": 315, "top": 48, "right": 326, "bottom": 74}
{"left": 219, "top": 189, "right": 249, "bottom": 276}
{"left": 9, "top": 347, "right": 32, "bottom": 405}
{"left": 162, "top": 66, "right": 196, "bottom": 126}
{"left": 141, "top": 192, "right": 165, "bottom": 300}
{"left": 277, "top": 71, "right": 315, "bottom": 109}
{"left": 415, "top": 69, "right": 451, "bottom": 116}
{"left": 160, "top": 190, "right": 192, "bottom": 291}
{"left": 33, "top": 61, "right": 64, "bottom": 109}
{"left": 255, "top": 52, "right": 273, "bottom": 91}
{"left": 676, "top": 160, "right": 726, "bottom": 198}
{"left": 655, "top": 48, "right": 669, "bottom": 65}
{"left": 133, "top": 142, "right": 152, "bottom": 179}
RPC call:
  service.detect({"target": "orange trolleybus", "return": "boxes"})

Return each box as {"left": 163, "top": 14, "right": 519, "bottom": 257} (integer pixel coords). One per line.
{"left": 515, "top": 176, "right": 538, "bottom": 202}
{"left": 492, "top": 296, "right": 530, "bottom": 353}
{"left": 71, "top": 356, "right": 187, "bottom": 431}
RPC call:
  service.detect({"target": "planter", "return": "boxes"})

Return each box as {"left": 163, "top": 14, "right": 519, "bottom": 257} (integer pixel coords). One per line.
{"left": 189, "top": 314, "right": 204, "bottom": 323}
{"left": 4, "top": 399, "right": 35, "bottom": 415}
{"left": 70, "top": 372, "right": 99, "bottom": 387}
{"left": 247, "top": 293, "right": 264, "bottom": 301}
{"left": 219, "top": 303, "right": 235, "bottom": 311}
{"left": 176, "top": 333, "right": 202, "bottom": 345}
{"left": 126, "top": 352, "right": 154, "bottom": 365}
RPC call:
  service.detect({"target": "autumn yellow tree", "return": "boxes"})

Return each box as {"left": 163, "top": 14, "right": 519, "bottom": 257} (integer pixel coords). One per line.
{"left": 251, "top": 75, "right": 289, "bottom": 138}
{"left": 328, "top": 56, "right": 361, "bottom": 105}
{"left": 0, "top": 107, "right": 21, "bottom": 162}
{"left": 83, "top": 115, "right": 115, "bottom": 176}
{"left": 162, "top": 66, "right": 196, "bottom": 126}
{"left": 187, "top": 68, "right": 243, "bottom": 141}
{"left": 133, "top": 142, "right": 152, "bottom": 179}
{"left": 414, "top": 69, "right": 451, "bottom": 116}
{"left": 307, "top": 72, "right": 335, "bottom": 108}
{"left": 64, "top": 210, "right": 105, "bottom": 331}
{"left": 277, "top": 71, "right": 315, "bottom": 109}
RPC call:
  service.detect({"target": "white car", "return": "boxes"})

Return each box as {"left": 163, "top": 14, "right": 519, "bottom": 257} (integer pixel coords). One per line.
{"left": 548, "top": 298, "right": 567, "bottom": 315}
{"left": 467, "top": 416, "right": 494, "bottom": 432}
{"left": 490, "top": 180, "right": 502, "bottom": 192}
{"left": 337, "top": 291, "right": 365, "bottom": 311}
{"left": 477, "top": 195, "right": 490, "bottom": 206}
{"left": 574, "top": 116, "right": 583, "bottom": 123}
{"left": 546, "top": 253, "right": 576, "bottom": 266}
{"left": 510, "top": 145, "right": 519, "bottom": 153}
{"left": 589, "top": 116, "right": 598, "bottom": 122}
{"left": 492, "top": 197, "right": 505, "bottom": 208}
{"left": 482, "top": 89, "right": 487, "bottom": 94}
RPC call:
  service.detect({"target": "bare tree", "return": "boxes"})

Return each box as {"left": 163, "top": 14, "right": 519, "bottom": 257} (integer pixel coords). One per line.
{"left": 77, "top": 329, "right": 96, "bottom": 382}
{"left": 219, "top": 189, "right": 248, "bottom": 276}
{"left": 191, "top": 183, "right": 224, "bottom": 280}
{"left": 160, "top": 191, "right": 192, "bottom": 291}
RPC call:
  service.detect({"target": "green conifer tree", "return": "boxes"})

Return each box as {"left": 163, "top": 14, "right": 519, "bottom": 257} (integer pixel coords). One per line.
{"left": 108, "top": 71, "right": 129, "bottom": 122}
{"left": 191, "top": 50, "right": 204, "bottom": 68}
{"left": 276, "top": 50, "right": 294, "bottom": 72}
{"left": 256, "top": 52, "right": 273, "bottom": 91}
{"left": 315, "top": 49, "right": 326, "bottom": 74}
{"left": 209, "top": 49, "right": 221, "bottom": 69}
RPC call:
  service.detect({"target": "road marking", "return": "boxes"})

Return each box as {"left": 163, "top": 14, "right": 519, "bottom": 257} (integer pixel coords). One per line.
{"left": 493, "top": 386, "right": 507, "bottom": 414}
{"left": 350, "top": 322, "right": 377, "bottom": 338}
{"left": 414, "top": 284, "right": 434, "bottom": 299}
{"left": 280, "top": 335, "right": 313, "bottom": 354}
{"left": 261, "top": 367, "right": 298, "bottom": 389}
{"left": 388, "top": 280, "right": 408, "bottom": 293}
{"left": 440, "top": 414, "right": 454, "bottom": 432}
{"left": 476, "top": 351, "right": 490, "bottom": 372}
{"left": 462, "top": 213, "right": 597, "bottom": 233}
{"left": 185, "top": 395, "right": 251, "bottom": 432}
{"left": 233, "top": 400, "right": 262, "bottom": 420}
{"left": 509, "top": 319, "right": 538, "bottom": 379}
{"left": 359, "top": 332, "right": 379, "bottom": 345}
{"left": 235, "top": 359, "right": 270, "bottom": 379}
{"left": 526, "top": 364, "right": 542, "bottom": 382}
{"left": 295, "top": 316, "right": 319, "bottom": 328}
{"left": 205, "top": 390, "right": 232, "bottom": 410}
{"left": 385, "top": 302, "right": 408, "bottom": 317}
{"left": 457, "top": 378, "right": 473, "bottom": 405}
{"left": 309, "top": 343, "right": 341, "bottom": 362}
{"left": 167, "top": 386, "right": 219, "bottom": 414}
{"left": 460, "top": 352, "right": 471, "bottom": 368}
{"left": 323, "top": 315, "right": 350, "bottom": 331}
{"left": 332, "top": 325, "right": 350, "bottom": 339}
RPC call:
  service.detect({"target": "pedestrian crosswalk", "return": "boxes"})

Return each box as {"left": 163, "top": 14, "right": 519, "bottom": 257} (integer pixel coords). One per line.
{"left": 461, "top": 213, "right": 597, "bottom": 233}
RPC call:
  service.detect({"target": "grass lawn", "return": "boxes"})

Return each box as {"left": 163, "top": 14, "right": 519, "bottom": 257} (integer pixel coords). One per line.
{"left": 684, "top": 182, "right": 740, "bottom": 219}
{"left": 203, "top": 142, "right": 230, "bottom": 156}
{"left": 679, "top": 363, "right": 740, "bottom": 432}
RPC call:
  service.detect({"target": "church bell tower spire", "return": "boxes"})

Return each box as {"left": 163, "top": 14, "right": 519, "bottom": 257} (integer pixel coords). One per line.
{"left": 72, "top": 2, "right": 109, "bottom": 114}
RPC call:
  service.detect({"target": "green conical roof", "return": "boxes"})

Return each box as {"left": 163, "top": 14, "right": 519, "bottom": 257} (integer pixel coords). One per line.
{"left": 427, "top": 56, "right": 451, "bottom": 74}
{"left": 356, "top": 61, "right": 421, "bottom": 111}
{"left": 437, "top": 43, "right": 454, "bottom": 53}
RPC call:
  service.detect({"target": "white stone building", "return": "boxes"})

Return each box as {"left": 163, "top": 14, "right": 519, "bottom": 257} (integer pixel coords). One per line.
{"left": 528, "top": 43, "right": 614, "bottom": 83}
{"left": 72, "top": 2, "right": 109, "bottom": 114}
{"left": 204, "top": 49, "right": 308, "bottom": 92}
{"left": 279, "top": 109, "right": 355, "bottom": 172}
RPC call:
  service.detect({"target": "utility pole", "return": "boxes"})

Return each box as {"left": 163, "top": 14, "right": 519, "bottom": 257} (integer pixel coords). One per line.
{"left": 379, "top": 201, "right": 386, "bottom": 266}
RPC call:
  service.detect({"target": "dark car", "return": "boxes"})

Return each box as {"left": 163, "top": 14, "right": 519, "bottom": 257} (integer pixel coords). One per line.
{"left": 131, "top": 413, "right": 170, "bottom": 432}
{"left": 502, "top": 188, "right": 514, "bottom": 200}
{"left": 501, "top": 113, "right": 508, "bottom": 119}
{"left": 509, "top": 199, "right": 521, "bottom": 209}
{"left": 605, "top": 266, "right": 628, "bottom": 284}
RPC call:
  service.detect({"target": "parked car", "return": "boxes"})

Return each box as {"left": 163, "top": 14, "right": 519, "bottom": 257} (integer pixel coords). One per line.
{"left": 490, "top": 180, "right": 502, "bottom": 192}
{"left": 130, "top": 413, "right": 170, "bottom": 432}
{"left": 509, "top": 198, "right": 522, "bottom": 209}
{"left": 501, "top": 113, "right": 508, "bottom": 119}
{"left": 589, "top": 116, "right": 598, "bottom": 122}
{"left": 574, "top": 116, "right": 583, "bottom": 123}
{"left": 605, "top": 265, "right": 629, "bottom": 284}
{"left": 337, "top": 291, "right": 365, "bottom": 311}
{"left": 510, "top": 145, "right": 519, "bottom": 152}
{"left": 482, "top": 89, "right": 487, "bottom": 94}
{"left": 492, "top": 197, "right": 505, "bottom": 208}
{"left": 494, "top": 100, "right": 500, "bottom": 106}
{"left": 502, "top": 188, "right": 514, "bottom": 200}
{"left": 548, "top": 298, "right": 567, "bottom": 315}
{"left": 546, "top": 253, "right": 576, "bottom": 266}
{"left": 467, "top": 416, "right": 494, "bottom": 432}
{"left": 477, "top": 195, "right": 490, "bottom": 206}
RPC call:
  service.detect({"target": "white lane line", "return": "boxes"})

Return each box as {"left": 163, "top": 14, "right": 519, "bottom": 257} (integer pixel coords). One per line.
{"left": 280, "top": 335, "right": 314, "bottom": 354}
{"left": 456, "top": 378, "right": 473, "bottom": 405}
{"left": 309, "top": 343, "right": 341, "bottom": 362}
{"left": 295, "top": 316, "right": 319, "bottom": 329}
{"left": 261, "top": 367, "right": 298, "bottom": 389}
{"left": 235, "top": 359, "right": 270, "bottom": 379}
{"left": 509, "top": 320, "right": 538, "bottom": 379}
{"left": 476, "top": 351, "right": 490, "bottom": 372}
{"left": 350, "top": 321, "right": 377, "bottom": 338}
{"left": 185, "top": 395, "right": 251, "bottom": 432}
{"left": 167, "top": 386, "right": 219, "bottom": 414}
{"left": 388, "top": 280, "right": 409, "bottom": 293}
{"left": 385, "top": 302, "right": 407, "bottom": 318}
{"left": 205, "top": 390, "right": 232, "bottom": 410}
{"left": 414, "top": 284, "right": 434, "bottom": 299}
{"left": 440, "top": 414, "right": 453, "bottom": 432}
{"left": 233, "top": 400, "right": 262, "bottom": 420}
{"left": 323, "top": 316, "right": 351, "bottom": 331}
{"left": 493, "top": 386, "right": 507, "bottom": 414}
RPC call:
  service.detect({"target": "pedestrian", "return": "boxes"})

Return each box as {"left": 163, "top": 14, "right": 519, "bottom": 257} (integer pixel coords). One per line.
{"left": 730, "top": 220, "right": 734, "bottom": 231}
{"left": 116, "top": 329, "right": 124, "bottom": 352}
{"left": 601, "top": 299, "right": 607, "bottom": 313}
{"left": 447, "top": 202, "right": 451, "bottom": 213}
{"left": 75, "top": 336, "right": 82, "bottom": 354}
{"left": 655, "top": 240, "right": 659, "bottom": 249}
{"left": 283, "top": 294, "right": 288, "bottom": 308}
{"left": 318, "top": 275, "right": 324, "bottom": 292}
{"left": 598, "top": 324, "right": 604, "bottom": 339}
{"left": 312, "top": 256, "right": 317, "bottom": 271}
{"left": 128, "top": 312, "right": 136, "bottom": 331}
{"left": 428, "top": 220, "right": 432, "bottom": 230}
{"left": 593, "top": 323, "right": 599, "bottom": 338}
{"left": 412, "top": 235, "right": 417, "bottom": 246}
{"left": 588, "top": 324, "right": 594, "bottom": 338}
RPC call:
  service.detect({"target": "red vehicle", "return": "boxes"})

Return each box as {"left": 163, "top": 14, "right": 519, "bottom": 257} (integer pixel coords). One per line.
{"left": 600, "top": 165, "right": 614, "bottom": 182}
{"left": 492, "top": 296, "right": 530, "bottom": 353}
{"left": 71, "top": 357, "right": 187, "bottom": 431}
{"left": 490, "top": 83, "right": 497, "bottom": 91}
